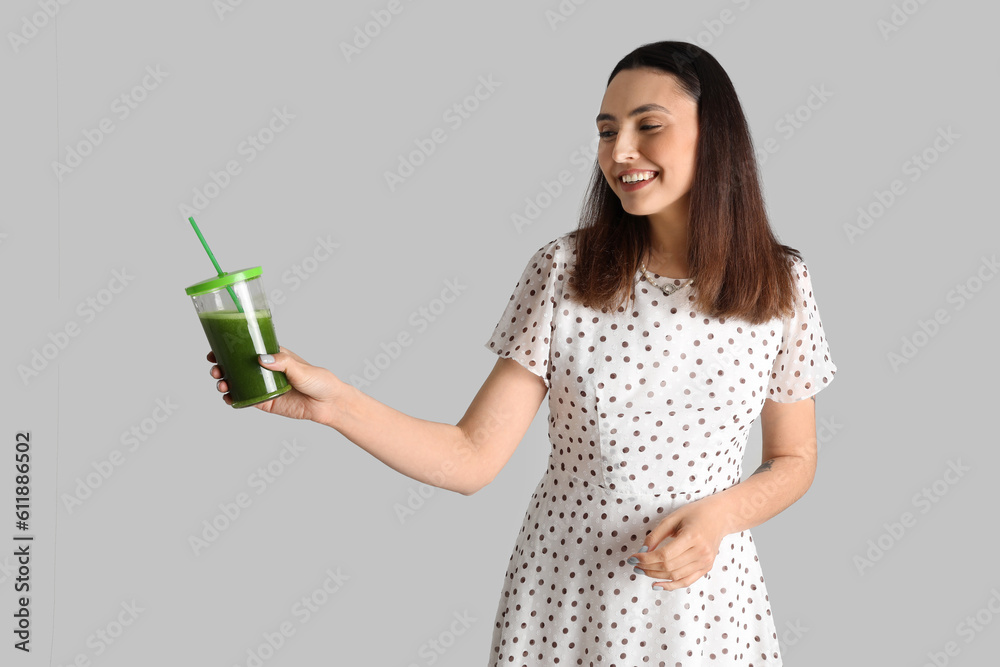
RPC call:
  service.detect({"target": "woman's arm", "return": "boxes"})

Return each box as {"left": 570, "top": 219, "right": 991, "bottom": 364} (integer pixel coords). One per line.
{"left": 627, "top": 396, "right": 818, "bottom": 591}
{"left": 320, "top": 356, "right": 548, "bottom": 496}
{"left": 212, "top": 349, "right": 548, "bottom": 496}
{"left": 708, "top": 395, "right": 818, "bottom": 534}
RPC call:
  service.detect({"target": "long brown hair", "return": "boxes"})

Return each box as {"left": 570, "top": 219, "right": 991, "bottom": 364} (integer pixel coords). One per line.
{"left": 567, "top": 41, "right": 801, "bottom": 325}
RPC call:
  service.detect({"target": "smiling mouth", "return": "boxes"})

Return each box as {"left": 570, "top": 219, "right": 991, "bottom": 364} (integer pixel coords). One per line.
{"left": 619, "top": 171, "right": 658, "bottom": 186}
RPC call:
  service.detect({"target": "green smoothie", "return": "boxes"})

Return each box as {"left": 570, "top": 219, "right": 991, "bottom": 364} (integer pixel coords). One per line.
{"left": 199, "top": 309, "right": 290, "bottom": 408}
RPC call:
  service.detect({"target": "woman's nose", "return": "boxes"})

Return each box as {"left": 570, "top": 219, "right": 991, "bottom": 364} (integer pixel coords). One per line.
{"left": 612, "top": 130, "right": 638, "bottom": 162}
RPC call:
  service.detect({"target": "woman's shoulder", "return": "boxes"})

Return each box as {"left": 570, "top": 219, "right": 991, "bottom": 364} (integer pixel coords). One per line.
{"left": 783, "top": 252, "right": 822, "bottom": 293}
{"left": 531, "top": 230, "right": 578, "bottom": 266}
{"left": 513, "top": 232, "right": 577, "bottom": 297}
{"left": 786, "top": 252, "right": 808, "bottom": 271}
{"left": 770, "top": 250, "right": 812, "bottom": 296}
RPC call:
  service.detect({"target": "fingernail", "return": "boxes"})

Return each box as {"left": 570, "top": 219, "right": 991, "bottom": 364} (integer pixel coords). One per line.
{"left": 627, "top": 556, "right": 638, "bottom": 565}
{"left": 216, "top": 380, "right": 223, "bottom": 390}
{"left": 653, "top": 584, "right": 666, "bottom": 591}
{"left": 639, "top": 545, "right": 648, "bottom": 553}
{"left": 633, "top": 567, "right": 644, "bottom": 575}
{"left": 259, "top": 354, "right": 274, "bottom": 364}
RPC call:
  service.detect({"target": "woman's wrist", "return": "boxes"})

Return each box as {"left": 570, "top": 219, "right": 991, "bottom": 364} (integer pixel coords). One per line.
{"left": 710, "top": 455, "right": 813, "bottom": 535}
{"left": 316, "top": 374, "right": 354, "bottom": 431}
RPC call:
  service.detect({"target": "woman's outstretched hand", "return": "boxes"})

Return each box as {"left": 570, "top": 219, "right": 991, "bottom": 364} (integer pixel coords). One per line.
{"left": 207, "top": 346, "right": 343, "bottom": 425}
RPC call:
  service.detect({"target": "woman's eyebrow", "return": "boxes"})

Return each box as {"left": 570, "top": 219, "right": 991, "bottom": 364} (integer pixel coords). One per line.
{"left": 596, "top": 103, "right": 671, "bottom": 123}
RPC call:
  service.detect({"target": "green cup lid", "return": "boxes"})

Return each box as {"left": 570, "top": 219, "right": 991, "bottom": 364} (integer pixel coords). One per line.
{"left": 185, "top": 266, "right": 263, "bottom": 296}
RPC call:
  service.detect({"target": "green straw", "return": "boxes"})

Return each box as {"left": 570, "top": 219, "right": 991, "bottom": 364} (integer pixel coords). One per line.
{"left": 188, "top": 216, "right": 244, "bottom": 313}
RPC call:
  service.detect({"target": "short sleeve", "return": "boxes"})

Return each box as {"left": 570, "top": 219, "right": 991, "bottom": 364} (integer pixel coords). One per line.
{"left": 767, "top": 258, "right": 838, "bottom": 403}
{"left": 483, "top": 239, "right": 561, "bottom": 388}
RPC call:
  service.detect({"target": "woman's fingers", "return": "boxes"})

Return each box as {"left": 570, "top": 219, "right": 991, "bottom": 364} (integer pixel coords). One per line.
{"left": 654, "top": 568, "right": 705, "bottom": 591}
{"left": 641, "top": 559, "right": 702, "bottom": 582}
{"left": 633, "top": 545, "right": 702, "bottom": 581}
{"left": 278, "top": 346, "right": 308, "bottom": 365}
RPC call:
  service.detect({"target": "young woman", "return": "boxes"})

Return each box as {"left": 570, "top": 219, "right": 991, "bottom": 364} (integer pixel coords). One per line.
{"left": 207, "top": 40, "right": 838, "bottom": 666}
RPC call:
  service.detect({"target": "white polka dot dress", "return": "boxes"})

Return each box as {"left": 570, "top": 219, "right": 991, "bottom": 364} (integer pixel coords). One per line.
{"left": 483, "top": 233, "right": 837, "bottom": 666}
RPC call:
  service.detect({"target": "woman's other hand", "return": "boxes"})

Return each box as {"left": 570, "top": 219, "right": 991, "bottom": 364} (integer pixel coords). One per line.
{"left": 627, "top": 494, "right": 730, "bottom": 591}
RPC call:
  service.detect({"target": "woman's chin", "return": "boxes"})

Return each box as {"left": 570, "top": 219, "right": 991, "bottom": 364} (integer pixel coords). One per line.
{"left": 620, "top": 201, "right": 656, "bottom": 216}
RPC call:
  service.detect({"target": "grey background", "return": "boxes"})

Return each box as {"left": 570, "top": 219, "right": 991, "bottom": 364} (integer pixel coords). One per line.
{"left": 2, "top": 0, "right": 997, "bottom": 665}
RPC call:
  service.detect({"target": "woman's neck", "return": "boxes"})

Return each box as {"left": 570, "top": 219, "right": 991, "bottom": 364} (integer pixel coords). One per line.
{"left": 644, "top": 216, "right": 690, "bottom": 277}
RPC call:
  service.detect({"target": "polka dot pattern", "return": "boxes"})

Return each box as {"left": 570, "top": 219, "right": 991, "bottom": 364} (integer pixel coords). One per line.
{"left": 484, "top": 233, "right": 837, "bottom": 665}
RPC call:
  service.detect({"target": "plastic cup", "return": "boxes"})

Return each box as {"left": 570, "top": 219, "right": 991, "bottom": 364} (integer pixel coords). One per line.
{"left": 185, "top": 267, "right": 291, "bottom": 408}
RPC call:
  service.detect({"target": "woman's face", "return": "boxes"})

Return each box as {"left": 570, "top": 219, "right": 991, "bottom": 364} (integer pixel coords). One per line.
{"left": 596, "top": 68, "right": 699, "bottom": 223}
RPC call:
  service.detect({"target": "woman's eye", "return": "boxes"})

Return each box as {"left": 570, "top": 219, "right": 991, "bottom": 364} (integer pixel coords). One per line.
{"left": 598, "top": 125, "right": 661, "bottom": 139}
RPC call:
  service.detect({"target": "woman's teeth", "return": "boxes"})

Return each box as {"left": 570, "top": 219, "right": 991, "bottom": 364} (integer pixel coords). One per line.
{"left": 621, "top": 171, "right": 657, "bottom": 184}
